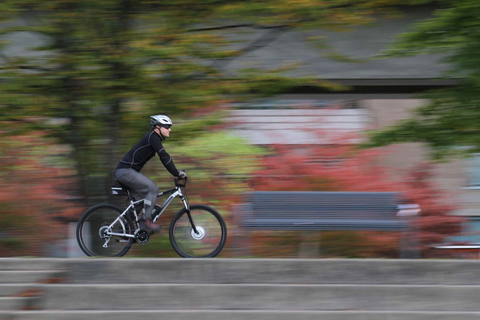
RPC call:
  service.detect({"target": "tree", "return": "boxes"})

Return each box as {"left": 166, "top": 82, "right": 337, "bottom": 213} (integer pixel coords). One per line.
{"left": 364, "top": 0, "right": 480, "bottom": 159}
{"left": 0, "top": 0, "right": 429, "bottom": 197}
{"left": 0, "top": 1, "right": 440, "bottom": 256}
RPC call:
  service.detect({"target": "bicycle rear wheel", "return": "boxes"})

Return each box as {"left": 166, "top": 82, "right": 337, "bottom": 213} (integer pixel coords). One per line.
{"left": 76, "top": 204, "right": 134, "bottom": 257}
{"left": 169, "top": 204, "right": 227, "bottom": 258}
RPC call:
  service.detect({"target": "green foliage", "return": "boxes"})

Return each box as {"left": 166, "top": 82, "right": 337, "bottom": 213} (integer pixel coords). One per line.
{"left": 174, "top": 130, "right": 267, "bottom": 176}
{"left": 150, "top": 128, "right": 267, "bottom": 204}
{"left": 0, "top": 0, "right": 420, "bottom": 196}
{"left": 0, "top": 1, "right": 429, "bottom": 153}
{"left": 366, "top": 0, "right": 480, "bottom": 159}
{"left": 130, "top": 128, "right": 266, "bottom": 257}
{"left": 0, "top": 0, "right": 446, "bottom": 256}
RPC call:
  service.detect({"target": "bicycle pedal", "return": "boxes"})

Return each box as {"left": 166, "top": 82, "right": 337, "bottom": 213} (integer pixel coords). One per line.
{"left": 116, "top": 239, "right": 129, "bottom": 243}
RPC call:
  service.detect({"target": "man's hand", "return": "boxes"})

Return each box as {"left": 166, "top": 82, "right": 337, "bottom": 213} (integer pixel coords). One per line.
{"left": 178, "top": 170, "right": 187, "bottom": 178}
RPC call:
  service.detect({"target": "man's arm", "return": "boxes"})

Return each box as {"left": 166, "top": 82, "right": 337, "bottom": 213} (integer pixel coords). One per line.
{"left": 151, "top": 134, "right": 180, "bottom": 176}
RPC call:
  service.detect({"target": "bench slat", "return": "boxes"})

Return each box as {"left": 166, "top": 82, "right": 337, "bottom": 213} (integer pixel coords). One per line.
{"left": 243, "top": 218, "right": 409, "bottom": 231}
{"left": 247, "top": 212, "right": 400, "bottom": 219}
{"left": 242, "top": 191, "right": 410, "bottom": 232}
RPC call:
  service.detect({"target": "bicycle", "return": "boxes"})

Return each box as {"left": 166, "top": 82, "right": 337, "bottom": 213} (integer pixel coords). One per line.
{"left": 76, "top": 175, "right": 227, "bottom": 258}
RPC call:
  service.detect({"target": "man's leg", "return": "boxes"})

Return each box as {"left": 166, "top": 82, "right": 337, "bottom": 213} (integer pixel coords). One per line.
{"left": 114, "top": 169, "right": 160, "bottom": 230}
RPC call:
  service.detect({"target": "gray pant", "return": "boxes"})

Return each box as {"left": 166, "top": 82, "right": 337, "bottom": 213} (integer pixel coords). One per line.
{"left": 114, "top": 168, "right": 159, "bottom": 220}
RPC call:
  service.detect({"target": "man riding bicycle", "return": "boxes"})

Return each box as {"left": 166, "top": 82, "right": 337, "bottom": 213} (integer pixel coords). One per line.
{"left": 114, "top": 115, "right": 186, "bottom": 233}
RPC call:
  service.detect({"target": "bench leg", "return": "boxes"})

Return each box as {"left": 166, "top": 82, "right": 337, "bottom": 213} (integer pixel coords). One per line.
{"left": 400, "top": 229, "right": 420, "bottom": 259}
{"left": 399, "top": 231, "right": 408, "bottom": 258}
{"left": 243, "top": 228, "right": 253, "bottom": 257}
{"left": 298, "top": 231, "right": 321, "bottom": 258}
{"left": 232, "top": 204, "right": 253, "bottom": 257}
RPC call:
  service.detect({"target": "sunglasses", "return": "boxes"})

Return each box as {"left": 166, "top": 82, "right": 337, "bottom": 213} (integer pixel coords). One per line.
{"left": 162, "top": 125, "right": 172, "bottom": 129}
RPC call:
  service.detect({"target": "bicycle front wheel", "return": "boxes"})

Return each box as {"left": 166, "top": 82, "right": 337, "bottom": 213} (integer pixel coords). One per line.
{"left": 76, "top": 204, "right": 134, "bottom": 257}
{"left": 169, "top": 204, "right": 227, "bottom": 258}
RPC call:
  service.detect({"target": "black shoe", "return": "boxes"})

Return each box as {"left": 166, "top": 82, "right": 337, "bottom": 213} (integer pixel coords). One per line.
{"left": 139, "top": 218, "right": 161, "bottom": 233}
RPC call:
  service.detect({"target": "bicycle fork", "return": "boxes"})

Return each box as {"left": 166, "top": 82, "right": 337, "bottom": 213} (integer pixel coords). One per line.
{"left": 180, "top": 196, "right": 199, "bottom": 235}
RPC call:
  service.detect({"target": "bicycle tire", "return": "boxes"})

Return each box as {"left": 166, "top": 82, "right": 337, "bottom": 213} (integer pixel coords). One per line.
{"left": 169, "top": 204, "right": 227, "bottom": 258}
{"left": 76, "top": 203, "right": 134, "bottom": 257}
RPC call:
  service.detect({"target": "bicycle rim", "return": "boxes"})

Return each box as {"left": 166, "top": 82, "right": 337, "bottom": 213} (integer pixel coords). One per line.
{"left": 76, "top": 204, "right": 134, "bottom": 257}
{"left": 169, "top": 204, "right": 227, "bottom": 258}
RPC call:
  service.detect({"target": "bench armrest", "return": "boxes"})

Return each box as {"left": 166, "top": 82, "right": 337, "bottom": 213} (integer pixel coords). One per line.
{"left": 397, "top": 204, "right": 420, "bottom": 216}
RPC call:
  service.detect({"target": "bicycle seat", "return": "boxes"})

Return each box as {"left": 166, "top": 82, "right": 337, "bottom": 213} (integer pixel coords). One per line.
{"left": 111, "top": 180, "right": 129, "bottom": 196}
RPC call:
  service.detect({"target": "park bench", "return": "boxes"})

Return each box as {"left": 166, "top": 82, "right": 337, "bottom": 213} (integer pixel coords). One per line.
{"left": 239, "top": 191, "right": 420, "bottom": 258}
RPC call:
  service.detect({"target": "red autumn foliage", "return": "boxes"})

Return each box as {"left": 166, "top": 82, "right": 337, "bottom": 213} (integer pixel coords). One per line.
{"left": 249, "top": 141, "right": 463, "bottom": 258}
{"left": 0, "top": 132, "right": 84, "bottom": 256}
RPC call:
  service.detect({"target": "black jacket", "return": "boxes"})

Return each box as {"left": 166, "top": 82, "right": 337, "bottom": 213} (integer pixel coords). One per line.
{"left": 116, "top": 131, "right": 180, "bottom": 176}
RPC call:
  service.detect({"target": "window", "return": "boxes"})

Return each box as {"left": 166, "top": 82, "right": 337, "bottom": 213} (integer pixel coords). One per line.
{"left": 468, "top": 153, "right": 480, "bottom": 188}
{"left": 449, "top": 217, "right": 480, "bottom": 244}
{"left": 227, "top": 99, "right": 370, "bottom": 145}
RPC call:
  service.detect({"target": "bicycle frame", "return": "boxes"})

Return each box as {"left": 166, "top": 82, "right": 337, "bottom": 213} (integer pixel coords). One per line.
{"left": 103, "top": 184, "right": 192, "bottom": 243}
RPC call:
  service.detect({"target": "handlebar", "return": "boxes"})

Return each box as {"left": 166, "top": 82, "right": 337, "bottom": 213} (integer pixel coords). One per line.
{"left": 174, "top": 176, "right": 187, "bottom": 187}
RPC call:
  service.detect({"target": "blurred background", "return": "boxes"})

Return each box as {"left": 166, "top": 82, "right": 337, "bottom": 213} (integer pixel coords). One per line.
{"left": 0, "top": 0, "right": 479, "bottom": 259}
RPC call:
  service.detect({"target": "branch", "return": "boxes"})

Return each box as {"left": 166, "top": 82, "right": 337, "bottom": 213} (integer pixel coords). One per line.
{"left": 2, "top": 118, "right": 23, "bottom": 122}
{"left": 211, "top": 25, "right": 289, "bottom": 69}
{"left": 142, "top": 25, "right": 290, "bottom": 76}
{"left": 18, "top": 65, "right": 51, "bottom": 72}
{"left": 241, "top": 26, "right": 288, "bottom": 54}
{"left": 188, "top": 24, "right": 288, "bottom": 32}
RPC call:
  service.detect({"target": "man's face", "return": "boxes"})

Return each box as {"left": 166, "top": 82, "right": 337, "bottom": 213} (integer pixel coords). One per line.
{"left": 160, "top": 125, "right": 171, "bottom": 137}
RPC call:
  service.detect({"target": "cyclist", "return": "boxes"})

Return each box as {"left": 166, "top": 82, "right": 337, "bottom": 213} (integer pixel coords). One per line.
{"left": 114, "top": 115, "right": 186, "bottom": 232}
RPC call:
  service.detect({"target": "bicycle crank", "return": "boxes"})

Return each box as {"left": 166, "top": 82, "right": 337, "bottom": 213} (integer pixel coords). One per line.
{"left": 134, "top": 229, "right": 150, "bottom": 244}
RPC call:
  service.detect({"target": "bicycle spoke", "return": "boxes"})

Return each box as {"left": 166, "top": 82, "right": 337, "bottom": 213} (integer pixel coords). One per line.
{"left": 170, "top": 205, "right": 226, "bottom": 258}
{"left": 77, "top": 204, "right": 134, "bottom": 257}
